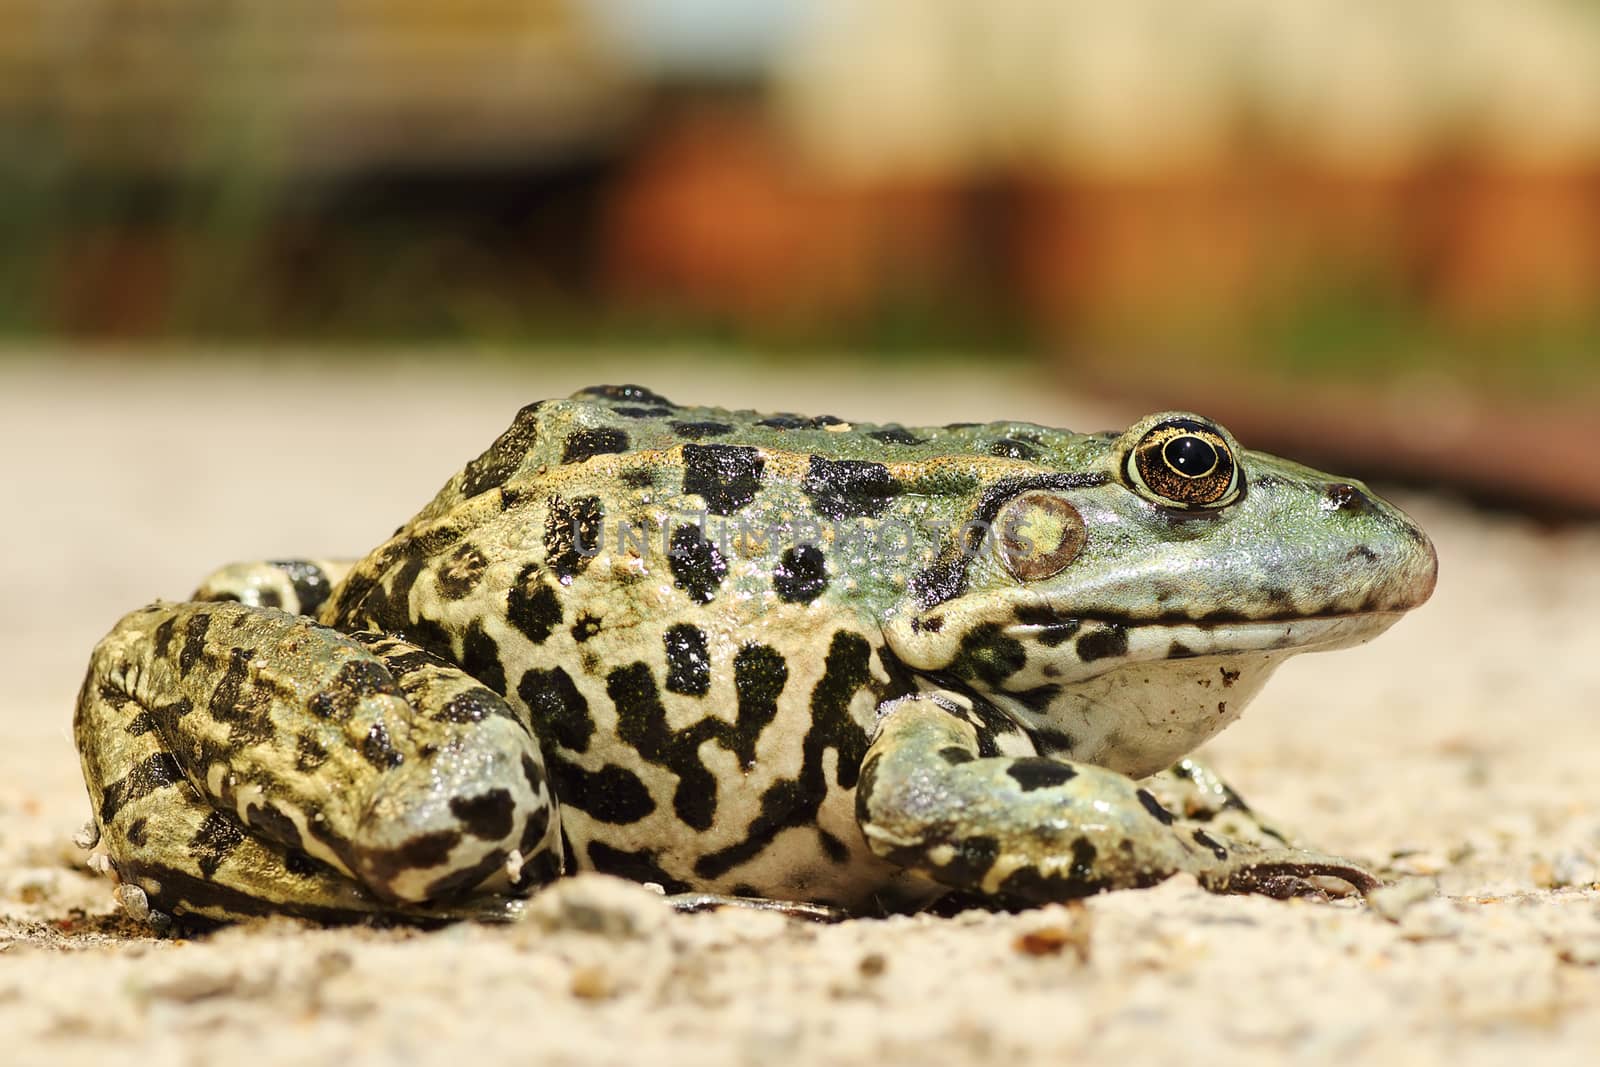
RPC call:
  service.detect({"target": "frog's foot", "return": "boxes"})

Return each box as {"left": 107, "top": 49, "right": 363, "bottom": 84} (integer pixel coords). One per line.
{"left": 857, "top": 694, "right": 1377, "bottom": 905}
{"left": 1142, "top": 757, "right": 1298, "bottom": 850}
{"left": 192, "top": 559, "right": 358, "bottom": 617}
{"left": 74, "top": 601, "right": 563, "bottom": 924}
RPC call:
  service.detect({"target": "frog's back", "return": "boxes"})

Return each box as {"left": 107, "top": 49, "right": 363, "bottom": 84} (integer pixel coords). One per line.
{"left": 316, "top": 386, "right": 1090, "bottom": 906}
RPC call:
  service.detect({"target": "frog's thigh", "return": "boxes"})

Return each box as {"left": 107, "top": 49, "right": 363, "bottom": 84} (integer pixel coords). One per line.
{"left": 75, "top": 602, "right": 563, "bottom": 921}
{"left": 855, "top": 694, "right": 1376, "bottom": 902}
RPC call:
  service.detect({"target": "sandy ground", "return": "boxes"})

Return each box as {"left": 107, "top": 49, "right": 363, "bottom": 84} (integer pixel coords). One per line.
{"left": 1, "top": 350, "right": 1597, "bottom": 1067}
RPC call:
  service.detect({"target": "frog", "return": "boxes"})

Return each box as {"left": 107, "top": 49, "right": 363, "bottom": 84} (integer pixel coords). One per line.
{"left": 74, "top": 384, "right": 1437, "bottom": 925}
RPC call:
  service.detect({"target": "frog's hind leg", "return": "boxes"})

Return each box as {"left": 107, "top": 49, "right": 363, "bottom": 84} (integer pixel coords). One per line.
{"left": 192, "top": 559, "right": 358, "bottom": 617}
{"left": 75, "top": 601, "right": 563, "bottom": 924}
{"left": 856, "top": 694, "right": 1379, "bottom": 904}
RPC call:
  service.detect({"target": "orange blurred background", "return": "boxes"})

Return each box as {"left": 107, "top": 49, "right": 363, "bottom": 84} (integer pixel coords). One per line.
{"left": 3, "top": 0, "right": 1598, "bottom": 507}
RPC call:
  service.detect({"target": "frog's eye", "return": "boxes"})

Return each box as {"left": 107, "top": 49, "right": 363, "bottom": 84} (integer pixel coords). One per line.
{"left": 1125, "top": 419, "right": 1241, "bottom": 509}
{"left": 993, "top": 490, "right": 1087, "bottom": 581}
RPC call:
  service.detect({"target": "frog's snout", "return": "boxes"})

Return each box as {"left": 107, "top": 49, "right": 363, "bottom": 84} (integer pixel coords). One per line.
{"left": 1352, "top": 494, "right": 1438, "bottom": 615}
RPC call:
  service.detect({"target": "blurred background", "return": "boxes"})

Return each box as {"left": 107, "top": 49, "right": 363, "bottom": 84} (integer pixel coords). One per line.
{"left": 3, "top": 0, "right": 1599, "bottom": 509}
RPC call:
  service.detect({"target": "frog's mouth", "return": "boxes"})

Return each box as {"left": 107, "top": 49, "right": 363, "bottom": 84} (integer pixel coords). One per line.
{"left": 1003, "top": 609, "right": 1407, "bottom": 676}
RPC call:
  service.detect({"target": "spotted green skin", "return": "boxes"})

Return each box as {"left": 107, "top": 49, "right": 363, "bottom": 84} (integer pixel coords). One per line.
{"left": 74, "top": 385, "right": 1437, "bottom": 923}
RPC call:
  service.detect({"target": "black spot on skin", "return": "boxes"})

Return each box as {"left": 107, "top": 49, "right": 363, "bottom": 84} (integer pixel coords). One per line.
{"left": 244, "top": 803, "right": 303, "bottom": 850}
{"left": 97, "top": 753, "right": 183, "bottom": 823}
{"left": 757, "top": 414, "right": 807, "bottom": 429}
{"left": 619, "top": 468, "right": 656, "bottom": 489}
{"left": 542, "top": 755, "right": 655, "bottom": 824}
{"left": 379, "top": 645, "right": 455, "bottom": 678}
{"left": 802, "top": 455, "right": 899, "bottom": 519}
{"left": 208, "top": 646, "right": 275, "bottom": 746}
{"left": 436, "top": 544, "right": 489, "bottom": 600}
{"left": 270, "top": 560, "right": 334, "bottom": 616}
{"left": 122, "top": 710, "right": 156, "bottom": 735}
{"left": 608, "top": 662, "right": 718, "bottom": 831}
{"left": 938, "top": 746, "right": 974, "bottom": 765}
{"left": 1033, "top": 727, "right": 1075, "bottom": 754}
{"left": 362, "top": 720, "right": 404, "bottom": 769}
{"left": 188, "top": 811, "right": 245, "bottom": 879}
{"left": 361, "top": 830, "right": 463, "bottom": 889}
{"left": 1347, "top": 545, "right": 1378, "bottom": 563}
{"left": 1219, "top": 667, "right": 1241, "bottom": 688}
{"left": 818, "top": 829, "right": 850, "bottom": 864}
{"left": 1076, "top": 625, "right": 1129, "bottom": 662}
{"left": 987, "top": 438, "right": 1038, "bottom": 461}
{"left": 178, "top": 612, "right": 212, "bottom": 675}
{"left": 947, "top": 623, "right": 1027, "bottom": 687}
{"left": 667, "top": 524, "right": 727, "bottom": 603}
{"left": 868, "top": 426, "right": 925, "bottom": 446}
{"left": 1137, "top": 789, "right": 1176, "bottom": 825}
{"left": 436, "top": 686, "right": 521, "bottom": 729}
{"left": 152, "top": 617, "right": 177, "bottom": 659}
{"left": 663, "top": 623, "right": 711, "bottom": 696}
{"left": 1005, "top": 758, "right": 1079, "bottom": 791}
{"left": 544, "top": 495, "right": 605, "bottom": 582}
{"left": 1168, "top": 641, "right": 1197, "bottom": 659}
{"left": 773, "top": 544, "right": 828, "bottom": 604}
{"left": 1012, "top": 684, "right": 1062, "bottom": 712}
{"left": 936, "top": 835, "right": 1002, "bottom": 887}
{"left": 911, "top": 615, "right": 944, "bottom": 634}
{"left": 1324, "top": 483, "right": 1369, "bottom": 512}
{"left": 585, "top": 842, "right": 690, "bottom": 894}
{"left": 462, "top": 401, "right": 541, "bottom": 496}
{"left": 994, "top": 838, "right": 1138, "bottom": 902}
{"left": 561, "top": 427, "right": 630, "bottom": 464}
{"left": 451, "top": 789, "right": 516, "bottom": 842}
{"left": 579, "top": 383, "right": 674, "bottom": 406}
{"left": 519, "top": 754, "right": 546, "bottom": 802}
{"left": 1193, "top": 828, "right": 1229, "bottom": 861}
{"left": 570, "top": 612, "right": 601, "bottom": 643}
{"left": 670, "top": 420, "right": 734, "bottom": 440}
{"left": 808, "top": 414, "right": 846, "bottom": 428}
{"left": 125, "top": 817, "right": 149, "bottom": 847}
{"left": 730, "top": 643, "right": 787, "bottom": 767}
{"left": 460, "top": 621, "right": 507, "bottom": 695}
{"left": 1013, "top": 604, "right": 1081, "bottom": 647}
{"left": 613, "top": 405, "right": 675, "bottom": 418}
{"left": 909, "top": 550, "right": 969, "bottom": 611}
{"left": 945, "top": 422, "right": 979, "bottom": 430}
{"left": 518, "top": 666, "right": 594, "bottom": 752}
{"left": 507, "top": 564, "right": 564, "bottom": 644}
{"left": 296, "top": 734, "right": 329, "bottom": 771}
{"left": 283, "top": 848, "right": 329, "bottom": 879}
{"left": 682, "top": 444, "right": 765, "bottom": 516}
{"left": 255, "top": 588, "right": 284, "bottom": 609}
{"left": 695, "top": 631, "right": 878, "bottom": 881}
{"left": 307, "top": 658, "right": 400, "bottom": 722}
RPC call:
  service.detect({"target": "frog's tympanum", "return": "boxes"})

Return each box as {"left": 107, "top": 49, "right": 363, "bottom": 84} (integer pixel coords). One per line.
{"left": 75, "top": 387, "right": 1436, "bottom": 924}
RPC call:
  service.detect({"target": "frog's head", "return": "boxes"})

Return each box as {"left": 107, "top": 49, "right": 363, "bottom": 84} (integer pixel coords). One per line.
{"left": 884, "top": 411, "right": 1437, "bottom": 777}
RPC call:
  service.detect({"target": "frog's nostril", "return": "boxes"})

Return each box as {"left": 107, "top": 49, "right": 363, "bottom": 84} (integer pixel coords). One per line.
{"left": 1322, "top": 483, "right": 1368, "bottom": 512}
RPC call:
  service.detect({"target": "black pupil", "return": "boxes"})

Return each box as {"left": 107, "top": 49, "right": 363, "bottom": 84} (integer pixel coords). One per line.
{"left": 1164, "top": 435, "right": 1217, "bottom": 477}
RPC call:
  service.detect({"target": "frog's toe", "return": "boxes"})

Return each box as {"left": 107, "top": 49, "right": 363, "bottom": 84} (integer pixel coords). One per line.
{"left": 1214, "top": 851, "right": 1381, "bottom": 899}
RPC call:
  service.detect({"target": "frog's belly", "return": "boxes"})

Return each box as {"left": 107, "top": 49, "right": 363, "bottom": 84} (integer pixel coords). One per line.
{"left": 558, "top": 764, "right": 922, "bottom": 909}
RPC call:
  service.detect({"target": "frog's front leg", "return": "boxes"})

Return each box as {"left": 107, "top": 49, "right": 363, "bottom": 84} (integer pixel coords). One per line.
{"left": 1142, "top": 757, "right": 1298, "bottom": 851}
{"left": 855, "top": 694, "right": 1378, "bottom": 903}
{"left": 75, "top": 601, "right": 563, "bottom": 923}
